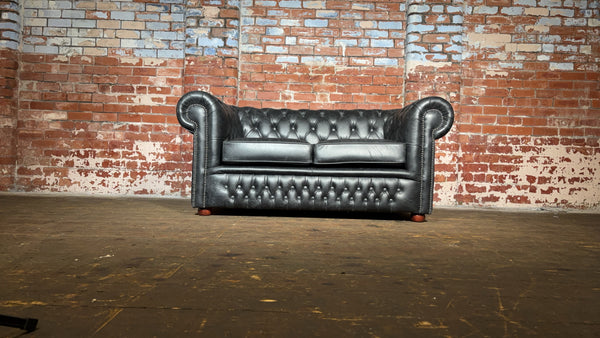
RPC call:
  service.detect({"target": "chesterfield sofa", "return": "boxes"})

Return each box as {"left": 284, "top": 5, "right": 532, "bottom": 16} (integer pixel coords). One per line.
{"left": 176, "top": 91, "right": 454, "bottom": 222}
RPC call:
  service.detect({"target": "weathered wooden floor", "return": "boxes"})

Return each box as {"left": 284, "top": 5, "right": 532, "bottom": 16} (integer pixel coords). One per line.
{"left": 0, "top": 194, "right": 598, "bottom": 337}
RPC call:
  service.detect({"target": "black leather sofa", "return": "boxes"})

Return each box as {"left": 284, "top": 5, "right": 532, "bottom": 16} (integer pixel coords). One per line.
{"left": 176, "top": 91, "right": 454, "bottom": 221}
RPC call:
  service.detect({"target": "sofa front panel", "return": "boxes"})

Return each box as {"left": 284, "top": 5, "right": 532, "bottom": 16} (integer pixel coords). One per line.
{"left": 205, "top": 174, "right": 421, "bottom": 213}
{"left": 237, "top": 107, "right": 393, "bottom": 144}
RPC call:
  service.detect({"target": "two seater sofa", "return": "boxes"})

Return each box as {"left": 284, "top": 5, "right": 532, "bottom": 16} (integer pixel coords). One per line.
{"left": 176, "top": 91, "right": 454, "bottom": 221}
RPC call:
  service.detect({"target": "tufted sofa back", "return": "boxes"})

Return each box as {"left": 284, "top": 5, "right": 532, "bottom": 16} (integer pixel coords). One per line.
{"left": 236, "top": 107, "right": 394, "bottom": 144}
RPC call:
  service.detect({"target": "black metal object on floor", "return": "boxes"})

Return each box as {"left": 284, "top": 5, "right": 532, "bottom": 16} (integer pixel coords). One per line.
{"left": 0, "top": 314, "right": 38, "bottom": 332}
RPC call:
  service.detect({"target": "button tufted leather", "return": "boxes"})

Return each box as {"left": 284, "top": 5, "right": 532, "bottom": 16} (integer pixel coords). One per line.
{"left": 237, "top": 107, "right": 387, "bottom": 144}
{"left": 177, "top": 91, "right": 454, "bottom": 217}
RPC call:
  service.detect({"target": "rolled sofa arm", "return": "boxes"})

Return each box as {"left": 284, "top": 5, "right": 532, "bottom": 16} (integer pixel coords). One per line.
{"left": 176, "top": 90, "right": 242, "bottom": 135}
{"left": 176, "top": 91, "right": 243, "bottom": 208}
{"left": 385, "top": 96, "right": 454, "bottom": 142}
{"left": 384, "top": 96, "right": 454, "bottom": 214}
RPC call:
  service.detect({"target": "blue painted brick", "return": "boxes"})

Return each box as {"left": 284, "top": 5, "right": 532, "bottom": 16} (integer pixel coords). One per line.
{"left": 48, "top": 19, "right": 71, "bottom": 27}
{"left": 280, "top": 0, "right": 301, "bottom": 8}
{"left": 437, "top": 25, "right": 462, "bottom": 33}
{"left": 266, "top": 27, "right": 284, "bottom": 35}
{"left": 257, "top": 18, "right": 277, "bottom": 26}
{"left": 378, "top": 21, "right": 403, "bottom": 30}
{"left": 198, "top": 37, "right": 224, "bottom": 47}
{"left": 226, "top": 37, "right": 238, "bottom": 47}
{"left": 281, "top": 19, "right": 301, "bottom": 26}
{"left": 406, "top": 24, "right": 435, "bottom": 33}
{"left": 374, "top": 58, "right": 398, "bottom": 66}
{"left": 335, "top": 39, "right": 358, "bottom": 47}
{"left": 316, "top": 10, "right": 338, "bottom": 18}
{"left": 371, "top": 39, "right": 393, "bottom": 48}
{"left": 266, "top": 45, "right": 288, "bottom": 53}
{"left": 134, "top": 49, "right": 157, "bottom": 57}
{"left": 158, "top": 49, "right": 184, "bottom": 58}
{"left": 276, "top": 56, "right": 299, "bottom": 63}
{"left": 187, "top": 9, "right": 203, "bottom": 16}
{"left": 155, "top": 32, "right": 178, "bottom": 40}
{"left": 147, "top": 22, "right": 170, "bottom": 30}
{"left": 256, "top": 0, "right": 276, "bottom": 6}
{"left": 138, "top": 13, "right": 160, "bottom": 21}
{"left": 305, "top": 19, "right": 328, "bottom": 27}
{"left": 111, "top": 11, "right": 135, "bottom": 21}
{"left": 366, "top": 30, "right": 388, "bottom": 38}
{"left": 268, "top": 10, "right": 288, "bottom": 16}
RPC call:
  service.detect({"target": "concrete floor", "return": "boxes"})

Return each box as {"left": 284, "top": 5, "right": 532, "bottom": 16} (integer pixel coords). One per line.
{"left": 0, "top": 194, "right": 598, "bottom": 337}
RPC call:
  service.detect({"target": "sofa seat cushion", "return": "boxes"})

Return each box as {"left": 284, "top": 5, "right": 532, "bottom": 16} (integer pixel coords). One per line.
{"left": 314, "top": 140, "right": 406, "bottom": 165}
{"left": 223, "top": 139, "right": 313, "bottom": 165}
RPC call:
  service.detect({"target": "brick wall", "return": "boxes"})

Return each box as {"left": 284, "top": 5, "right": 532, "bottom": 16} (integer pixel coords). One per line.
{"left": 0, "top": 0, "right": 598, "bottom": 210}
{"left": 457, "top": 0, "right": 600, "bottom": 209}
{"left": 0, "top": 0, "right": 20, "bottom": 190}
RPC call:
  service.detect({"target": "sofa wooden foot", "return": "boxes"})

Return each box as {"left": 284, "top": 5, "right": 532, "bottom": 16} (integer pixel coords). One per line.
{"left": 197, "top": 208, "right": 212, "bottom": 216}
{"left": 410, "top": 213, "right": 426, "bottom": 222}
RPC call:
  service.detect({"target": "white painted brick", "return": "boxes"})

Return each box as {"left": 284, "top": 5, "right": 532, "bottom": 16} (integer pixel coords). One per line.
{"left": 46, "top": 37, "right": 70, "bottom": 45}
{"left": 23, "top": 36, "right": 45, "bottom": 44}
{"left": 580, "top": 45, "right": 591, "bottom": 54}
{"left": 473, "top": 6, "right": 498, "bottom": 14}
{"left": 72, "top": 37, "right": 95, "bottom": 46}
{"left": 537, "top": 54, "right": 550, "bottom": 61}
{"left": 550, "top": 8, "right": 574, "bottom": 17}
{"left": 517, "top": 43, "right": 541, "bottom": 52}
{"left": 116, "top": 30, "right": 141, "bottom": 39}
{"left": 564, "top": 18, "right": 586, "bottom": 26}
{"left": 542, "top": 44, "right": 554, "bottom": 52}
{"left": 556, "top": 45, "right": 578, "bottom": 52}
{"left": 59, "top": 46, "right": 82, "bottom": 55}
{"left": 25, "top": 18, "right": 48, "bottom": 26}
{"left": 549, "top": 62, "right": 573, "bottom": 70}
{"left": 44, "top": 27, "right": 67, "bottom": 36}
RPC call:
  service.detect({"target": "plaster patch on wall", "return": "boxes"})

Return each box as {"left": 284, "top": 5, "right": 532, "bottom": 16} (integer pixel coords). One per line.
{"left": 511, "top": 144, "right": 599, "bottom": 209}
{"left": 464, "top": 142, "right": 600, "bottom": 210}
{"left": 406, "top": 60, "right": 453, "bottom": 73}
{"left": 134, "top": 141, "right": 167, "bottom": 165}
{"left": 26, "top": 166, "right": 186, "bottom": 196}
{"left": 484, "top": 69, "right": 508, "bottom": 77}
{"left": 0, "top": 116, "right": 15, "bottom": 128}
{"left": 466, "top": 33, "right": 512, "bottom": 49}
{"left": 34, "top": 140, "right": 186, "bottom": 195}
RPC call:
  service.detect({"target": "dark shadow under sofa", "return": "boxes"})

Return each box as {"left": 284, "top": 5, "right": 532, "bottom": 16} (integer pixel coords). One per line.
{"left": 176, "top": 91, "right": 454, "bottom": 222}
